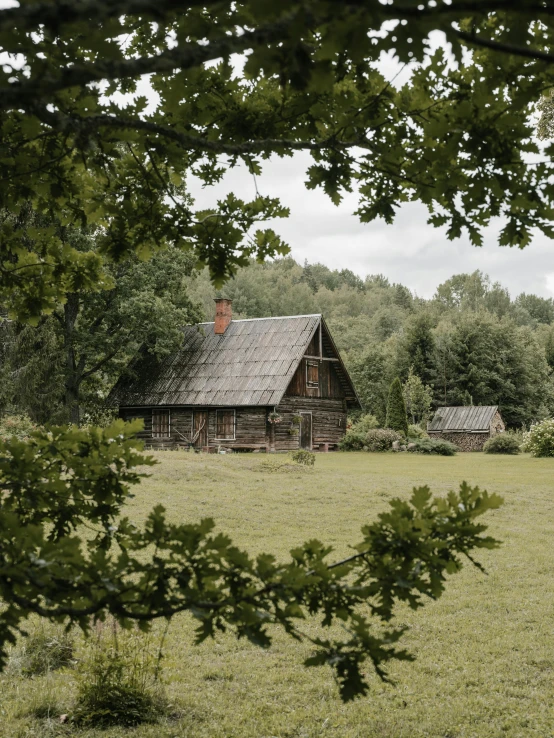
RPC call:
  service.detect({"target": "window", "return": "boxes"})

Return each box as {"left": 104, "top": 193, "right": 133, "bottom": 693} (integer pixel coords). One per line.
{"left": 152, "top": 409, "right": 170, "bottom": 438}
{"left": 216, "top": 409, "right": 236, "bottom": 439}
{"left": 306, "top": 361, "right": 319, "bottom": 389}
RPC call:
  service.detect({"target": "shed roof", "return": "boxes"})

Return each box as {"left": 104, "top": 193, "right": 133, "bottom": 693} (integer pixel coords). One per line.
{"left": 109, "top": 314, "right": 360, "bottom": 408}
{"left": 428, "top": 406, "right": 499, "bottom": 432}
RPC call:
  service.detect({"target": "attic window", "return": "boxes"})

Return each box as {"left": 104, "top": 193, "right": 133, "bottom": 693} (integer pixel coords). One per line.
{"left": 306, "top": 361, "right": 319, "bottom": 389}
{"left": 216, "top": 409, "right": 236, "bottom": 440}
{"left": 152, "top": 409, "right": 170, "bottom": 438}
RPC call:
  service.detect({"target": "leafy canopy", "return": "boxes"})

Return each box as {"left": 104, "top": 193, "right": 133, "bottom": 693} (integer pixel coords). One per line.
{"left": 3, "top": 1, "right": 554, "bottom": 318}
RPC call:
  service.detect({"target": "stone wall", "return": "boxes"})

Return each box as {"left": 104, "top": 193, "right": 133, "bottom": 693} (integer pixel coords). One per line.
{"left": 428, "top": 431, "right": 490, "bottom": 452}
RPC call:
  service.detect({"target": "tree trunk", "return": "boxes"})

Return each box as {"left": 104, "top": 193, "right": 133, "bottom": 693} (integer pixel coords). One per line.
{"left": 63, "top": 294, "right": 81, "bottom": 426}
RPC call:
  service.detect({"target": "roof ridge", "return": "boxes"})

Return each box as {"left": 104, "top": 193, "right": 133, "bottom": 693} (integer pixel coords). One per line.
{"left": 192, "top": 314, "right": 321, "bottom": 326}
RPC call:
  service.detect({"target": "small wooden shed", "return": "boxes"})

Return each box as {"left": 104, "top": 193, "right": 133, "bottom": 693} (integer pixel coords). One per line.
{"left": 427, "top": 406, "right": 505, "bottom": 451}
{"left": 108, "top": 299, "right": 361, "bottom": 452}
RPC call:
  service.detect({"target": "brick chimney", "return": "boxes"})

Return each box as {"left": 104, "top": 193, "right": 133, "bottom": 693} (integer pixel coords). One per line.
{"left": 214, "top": 298, "right": 232, "bottom": 334}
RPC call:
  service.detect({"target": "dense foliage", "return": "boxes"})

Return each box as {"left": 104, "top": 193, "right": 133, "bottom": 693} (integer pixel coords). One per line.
{"left": 3, "top": 2, "right": 554, "bottom": 318}
{"left": 2, "top": 245, "right": 203, "bottom": 424}
{"left": 340, "top": 428, "right": 401, "bottom": 452}
{"left": 522, "top": 420, "right": 554, "bottom": 457}
{"left": 483, "top": 434, "right": 521, "bottom": 455}
{"left": 188, "top": 260, "right": 554, "bottom": 428}
{"left": 6, "top": 258, "right": 554, "bottom": 428}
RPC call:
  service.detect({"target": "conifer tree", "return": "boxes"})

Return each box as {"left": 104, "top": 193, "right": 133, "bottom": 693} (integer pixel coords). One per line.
{"left": 386, "top": 377, "right": 408, "bottom": 436}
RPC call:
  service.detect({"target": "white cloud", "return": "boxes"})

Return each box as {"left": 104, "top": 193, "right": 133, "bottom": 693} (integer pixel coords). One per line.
{"left": 189, "top": 153, "right": 554, "bottom": 299}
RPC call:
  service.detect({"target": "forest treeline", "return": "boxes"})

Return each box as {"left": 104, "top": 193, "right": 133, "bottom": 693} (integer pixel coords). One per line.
{"left": 189, "top": 258, "right": 554, "bottom": 428}
{"left": 2, "top": 255, "right": 554, "bottom": 429}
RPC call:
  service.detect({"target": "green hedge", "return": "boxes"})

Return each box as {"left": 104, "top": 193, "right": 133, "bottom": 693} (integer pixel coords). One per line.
{"left": 407, "top": 438, "right": 458, "bottom": 456}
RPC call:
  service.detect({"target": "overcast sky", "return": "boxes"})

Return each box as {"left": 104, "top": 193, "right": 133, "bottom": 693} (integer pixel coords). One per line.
{"left": 188, "top": 48, "right": 554, "bottom": 301}
{"left": 191, "top": 153, "right": 554, "bottom": 300}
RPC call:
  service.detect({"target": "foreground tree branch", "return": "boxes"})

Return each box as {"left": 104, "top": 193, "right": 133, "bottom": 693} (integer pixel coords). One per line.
{"left": 0, "top": 421, "right": 502, "bottom": 700}
{"left": 1, "top": 1, "right": 554, "bottom": 315}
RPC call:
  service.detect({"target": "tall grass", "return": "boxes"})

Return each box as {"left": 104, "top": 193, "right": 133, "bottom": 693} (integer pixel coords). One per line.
{"left": 71, "top": 618, "right": 169, "bottom": 728}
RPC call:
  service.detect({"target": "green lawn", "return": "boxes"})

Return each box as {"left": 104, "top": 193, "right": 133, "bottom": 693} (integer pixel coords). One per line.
{"left": 3, "top": 451, "right": 554, "bottom": 738}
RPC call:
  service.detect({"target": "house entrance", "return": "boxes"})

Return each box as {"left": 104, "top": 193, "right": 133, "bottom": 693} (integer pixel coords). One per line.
{"left": 193, "top": 411, "right": 208, "bottom": 449}
{"left": 300, "top": 412, "right": 312, "bottom": 450}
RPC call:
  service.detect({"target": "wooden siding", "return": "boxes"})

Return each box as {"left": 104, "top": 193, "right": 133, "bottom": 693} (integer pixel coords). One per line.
{"left": 274, "top": 397, "right": 347, "bottom": 451}
{"left": 120, "top": 406, "right": 267, "bottom": 449}
{"left": 285, "top": 358, "right": 345, "bottom": 400}
{"left": 120, "top": 399, "right": 346, "bottom": 452}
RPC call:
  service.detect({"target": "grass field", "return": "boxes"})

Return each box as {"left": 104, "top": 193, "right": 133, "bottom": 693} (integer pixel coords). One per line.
{"left": 3, "top": 451, "right": 554, "bottom": 738}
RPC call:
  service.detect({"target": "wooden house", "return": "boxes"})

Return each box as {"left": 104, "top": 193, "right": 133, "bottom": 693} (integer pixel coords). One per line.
{"left": 109, "top": 299, "right": 361, "bottom": 451}
{"left": 427, "top": 405, "right": 505, "bottom": 451}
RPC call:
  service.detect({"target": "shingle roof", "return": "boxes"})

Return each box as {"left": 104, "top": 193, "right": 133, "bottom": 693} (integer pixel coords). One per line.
{"left": 428, "top": 406, "right": 499, "bottom": 432}
{"left": 109, "top": 314, "right": 359, "bottom": 408}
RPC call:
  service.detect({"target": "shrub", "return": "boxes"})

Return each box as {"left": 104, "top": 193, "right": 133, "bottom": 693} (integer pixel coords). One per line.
{"left": 72, "top": 621, "right": 167, "bottom": 728}
{"left": 385, "top": 378, "right": 408, "bottom": 436}
{"left": 339, "top": 429, "right": 367, "bottom": 451}
{"left": 483, "top": 433, "right": 521, "bottom": 455}
{"left": 363, "top": 428, "right": 401, "bottom": 452}
{"left": 291, "top": 449, "right": 315, "bottom": 466}
{"left": 408, "top": 424, "right": 428, "bottom": 440}
{"left": 10, "top": 625, "right": 74, "bottom": 676}
{"left": 522, "top": 419, "right": 554, "bottom": 457}
{"left": 340, "top": 428, "right": 401, "bottom": 452}
{"left": 0, "top": 414, "right": 37, "bottom": 442}
{"left": 407, "top": 438, "right": 457, "bottom": 456}
{"left": 352, "top": 414, "right": 380, "bottom": 433}
{"left": 339, "top": 415, "right": 381, "bottom": 451}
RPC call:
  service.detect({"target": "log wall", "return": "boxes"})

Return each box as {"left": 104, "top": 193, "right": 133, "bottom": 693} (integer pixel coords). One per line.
{"left": 285, "top": 358, "right": 345, "bottom": 400}
{"left": 120, "top": 399, "right": 347, "bottom": 452}
{"left": 120, "top": 406, "right": 268, "bottom": 449}
{"left": 275, "top": 397, "right": 347, "bottom": 451}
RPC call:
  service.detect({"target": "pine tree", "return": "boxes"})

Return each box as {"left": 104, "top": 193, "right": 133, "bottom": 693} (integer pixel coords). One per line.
{"left": 402, "top": 368, "right": 433, "bottom": 426}
{"left": 386, "top": 377, "right": 408, "bottom": 436}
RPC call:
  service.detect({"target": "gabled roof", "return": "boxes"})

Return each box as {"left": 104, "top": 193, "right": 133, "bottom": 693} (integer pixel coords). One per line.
{"left": 428, "top": 406, "right": 499, "bottom": 432}
{"left": 109, "top": 314, "right": 360, "bottom": 408}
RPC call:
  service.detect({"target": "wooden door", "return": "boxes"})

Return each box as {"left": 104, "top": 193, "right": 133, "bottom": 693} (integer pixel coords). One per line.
{"left": 300, "top": 413, "right": 312, "bottom": 450}
{"left": 193, "top": 411, "right": 208, "bottom": 449}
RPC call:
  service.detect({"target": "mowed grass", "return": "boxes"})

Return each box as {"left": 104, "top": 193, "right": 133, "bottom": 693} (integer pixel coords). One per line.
{"left": 2, "top": 451, "right": 554, "bottom": 738}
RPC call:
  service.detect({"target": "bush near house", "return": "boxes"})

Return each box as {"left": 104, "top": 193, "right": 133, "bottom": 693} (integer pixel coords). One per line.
{"left": 483, "top": 434, "right": 521, "bottom": 455}
{"left": 339, "top": 427, "right": 401, "bottom": 452}
{"left": 522, "top": 419, "right": 554, "bottom": 457}
{"left": 339, "top": 414, "right": 380, "bottom": 450}
{"left": 407, "top": 439, "right": 458, "bottom": 456}
{"left": 408, "top": 424, "right": 429, "bottom": 440}
{"left": 362, "top": 428, "right": 402, "bottom": 452}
